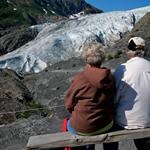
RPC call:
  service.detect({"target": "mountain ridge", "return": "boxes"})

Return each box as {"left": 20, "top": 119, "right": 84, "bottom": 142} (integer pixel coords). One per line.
{"left": 0, "top": 0, "right": 102, "bottom": 29}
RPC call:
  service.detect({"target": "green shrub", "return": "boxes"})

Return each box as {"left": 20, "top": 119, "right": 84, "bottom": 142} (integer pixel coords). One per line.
{"left": 107, "top": 54, "right": 114, "bottom": 60}
{"left": 16, "top": 101, "right": 50, "bottom": 119}
{"left": 0, "top": 0, "right": 8, "bottom": 8}
{"left": 25, "top": 100, "right": 43, "bottom": 108}
{"left": 0, "top": 7, "right": 29, "bottom": 27}
{"left": 114, "top": 50, "right": 122, "bottom": 58}
{"left": 19, "top": 111, "right": 31, "bottom": 119}
{"left": 145, "top": 36, "right": 150, "bottom": 40}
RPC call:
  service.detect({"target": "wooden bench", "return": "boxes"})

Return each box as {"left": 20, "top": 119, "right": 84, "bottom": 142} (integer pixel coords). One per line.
{"left": 27, "top": 128, "right": 150, "bottom": 149}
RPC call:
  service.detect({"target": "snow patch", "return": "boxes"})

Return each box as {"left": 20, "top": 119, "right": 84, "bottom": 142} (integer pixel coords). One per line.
{"left": 69, "top": 11, "right": 85, "bottom": 19}
{"left": 50, "top": 10, "right": 56, "bottom": 14}
{"left": 43, "top": 8, "right": 48, "bottom": 14}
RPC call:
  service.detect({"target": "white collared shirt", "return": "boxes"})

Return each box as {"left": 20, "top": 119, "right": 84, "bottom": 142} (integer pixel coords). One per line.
{"left": 114, "top": 57, "right": 150, "bottom": 129}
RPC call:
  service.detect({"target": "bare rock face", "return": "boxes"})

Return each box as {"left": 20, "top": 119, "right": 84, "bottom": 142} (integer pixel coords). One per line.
{"left": 0, "top": 27, "right": 38, "bottom": 55}
{"left": 0, "top": 69, "right": 32, "bottom": 102}
{"left": 0, "top": 58, "right": 79, "bottom": 150}
{"left": 131, "top": 12, "right": 150, "bottom": 58}
{"left": 106, "top": 12, "right": 150, "bottom": 59}
{"left": 0, "top": 67, "right": 67, "bottom": 150}
{"left": 131, "top": 12, "right": 150, "bottom": 38}
{"left": 0, "top": 69, "right": 33, "bottom": 124}
{"left": 0, "top": 116, "right": 62, "bottom": 150}
{"left": 0, "top": 59, "right": 79, "bottom": 149}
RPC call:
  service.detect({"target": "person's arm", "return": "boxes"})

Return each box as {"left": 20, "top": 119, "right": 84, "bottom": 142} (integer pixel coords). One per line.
{"left": 113, "top": 64, "right": 125, "bottom": 105}
{"left": 65, "top": 79, "right": 78, "bottom": 114}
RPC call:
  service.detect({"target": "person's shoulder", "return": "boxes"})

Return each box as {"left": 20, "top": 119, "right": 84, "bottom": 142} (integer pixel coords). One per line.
{"left": 73, "top": 71, "right": 85, "bottom": 81}
{"left": 141, "top": 57, "right": 150, "bottom": 63}
{"left": 115, "top": 63, "right": 126, "bottom": 71}
{"left": 135, "top": 57, "right": 150, "bottom": 66}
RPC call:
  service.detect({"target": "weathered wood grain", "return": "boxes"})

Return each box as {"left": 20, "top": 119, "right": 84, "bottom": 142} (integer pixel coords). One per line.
{"left": 27, "top": 128, "right": 150, "bottom": 150}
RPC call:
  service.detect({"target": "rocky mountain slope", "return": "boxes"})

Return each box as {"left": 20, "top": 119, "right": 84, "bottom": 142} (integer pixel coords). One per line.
{"left": 0, "top": 0, "right": 102, "bottom": 29}
{"left": 107, "top": 12, "right": 150, "bottom": 59}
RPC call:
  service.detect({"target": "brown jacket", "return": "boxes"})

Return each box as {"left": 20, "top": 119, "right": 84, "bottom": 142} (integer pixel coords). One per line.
{"left": 65, "top": 65, "right": 115, "bottom": 132}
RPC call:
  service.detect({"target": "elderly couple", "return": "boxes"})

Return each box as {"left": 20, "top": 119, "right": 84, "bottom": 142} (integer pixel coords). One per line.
{"left": 64, "top": 37, "right": 150, "bottom": 150}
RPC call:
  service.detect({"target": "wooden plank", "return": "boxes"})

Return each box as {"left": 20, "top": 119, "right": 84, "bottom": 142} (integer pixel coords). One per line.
{"left": 27, "top": 128, "right": 150, "bottom": 150}
{"left": 105, "top": 128, "right": 150, "bottom": 143}
{"left": 27, "top": 132, "right": 107, "bottom": 149}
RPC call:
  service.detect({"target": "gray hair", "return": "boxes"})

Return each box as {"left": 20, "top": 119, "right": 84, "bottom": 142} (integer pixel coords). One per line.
{"left": 81, "top": 42, "right": 105, "bottom": 66}
{"left": 126, "top": 49, "right": 145, "bottom": 57}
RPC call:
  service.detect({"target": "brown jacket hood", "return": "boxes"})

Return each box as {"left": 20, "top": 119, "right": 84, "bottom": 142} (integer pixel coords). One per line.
{"left": 84, "top": 65, "right": 112, "bottom": 89}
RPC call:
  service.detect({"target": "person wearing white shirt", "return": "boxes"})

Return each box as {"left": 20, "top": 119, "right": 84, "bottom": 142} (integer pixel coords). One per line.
{"left": 104, "top": 37, "right": 150, "bottom": 150}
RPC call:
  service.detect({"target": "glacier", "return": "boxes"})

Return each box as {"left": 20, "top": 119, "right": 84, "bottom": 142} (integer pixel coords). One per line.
{"left": 0, "top": 6, "right": 149, "bottom": 74}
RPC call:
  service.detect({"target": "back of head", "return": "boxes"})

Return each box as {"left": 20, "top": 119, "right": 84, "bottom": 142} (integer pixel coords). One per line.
{"left": 127, "top": 37, "right": 145, "bottom": 57}
{"left": 81, "top": 42, "right": 105, "bottom": 67}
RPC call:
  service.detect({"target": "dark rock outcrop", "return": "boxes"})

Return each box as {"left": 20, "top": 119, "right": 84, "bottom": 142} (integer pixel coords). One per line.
{"left": 0, "top": 69, "right": 32, "bottom": 102}
{"left": 0, "top": 27, "right": 38, "bottom": 55}
{"left": 131, "top": 12, "right": 150, "bottom": 58}
{"left": 0, "top": 69, "right": 33, "bottom": 124}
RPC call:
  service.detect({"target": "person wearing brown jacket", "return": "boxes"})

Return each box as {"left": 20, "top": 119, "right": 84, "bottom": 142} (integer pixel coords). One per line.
{"left": 65, "top": 42, "right": 115, "bottom": 144}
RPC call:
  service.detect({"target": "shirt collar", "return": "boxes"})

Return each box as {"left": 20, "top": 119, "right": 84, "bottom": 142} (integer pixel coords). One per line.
{"left": 127, "top": 57, "right": 141, "bottom": 63}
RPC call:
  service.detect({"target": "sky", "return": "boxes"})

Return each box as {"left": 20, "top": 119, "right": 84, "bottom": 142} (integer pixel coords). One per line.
{"left": 85, "top": 0, "right": 150, "bottom": 12}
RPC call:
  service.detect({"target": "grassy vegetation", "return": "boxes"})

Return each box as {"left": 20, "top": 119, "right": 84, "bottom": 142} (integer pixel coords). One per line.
{"left": 107, "top": 50, "right": 122, "bottom": 60}
{"left": 0, "top": 0, "right": 8, "bottom": 8}
{"left": 18, "top": 100, "right": 50, "bottom": 119}
{"left": 0, "top": 7, "right": 27, "bottom": 27}
{"left": 145, "top": 36, "right": 150, "bottom": 40}
{"left": 114, "top": 50, "right": 122, "bottom": 58}
{"left": 0, "top": 100, "right": 50, "bottom": 125}
{"left": 107, "top": 54, "right": 114, "bottom": 60}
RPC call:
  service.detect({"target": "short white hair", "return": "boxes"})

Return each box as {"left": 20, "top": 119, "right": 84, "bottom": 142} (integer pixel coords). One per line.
{"left": 81, "top": 42, "right": 105, "bottom": 66}
{"left": 126, "top": 50, "right": 144, "bottom": 57}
